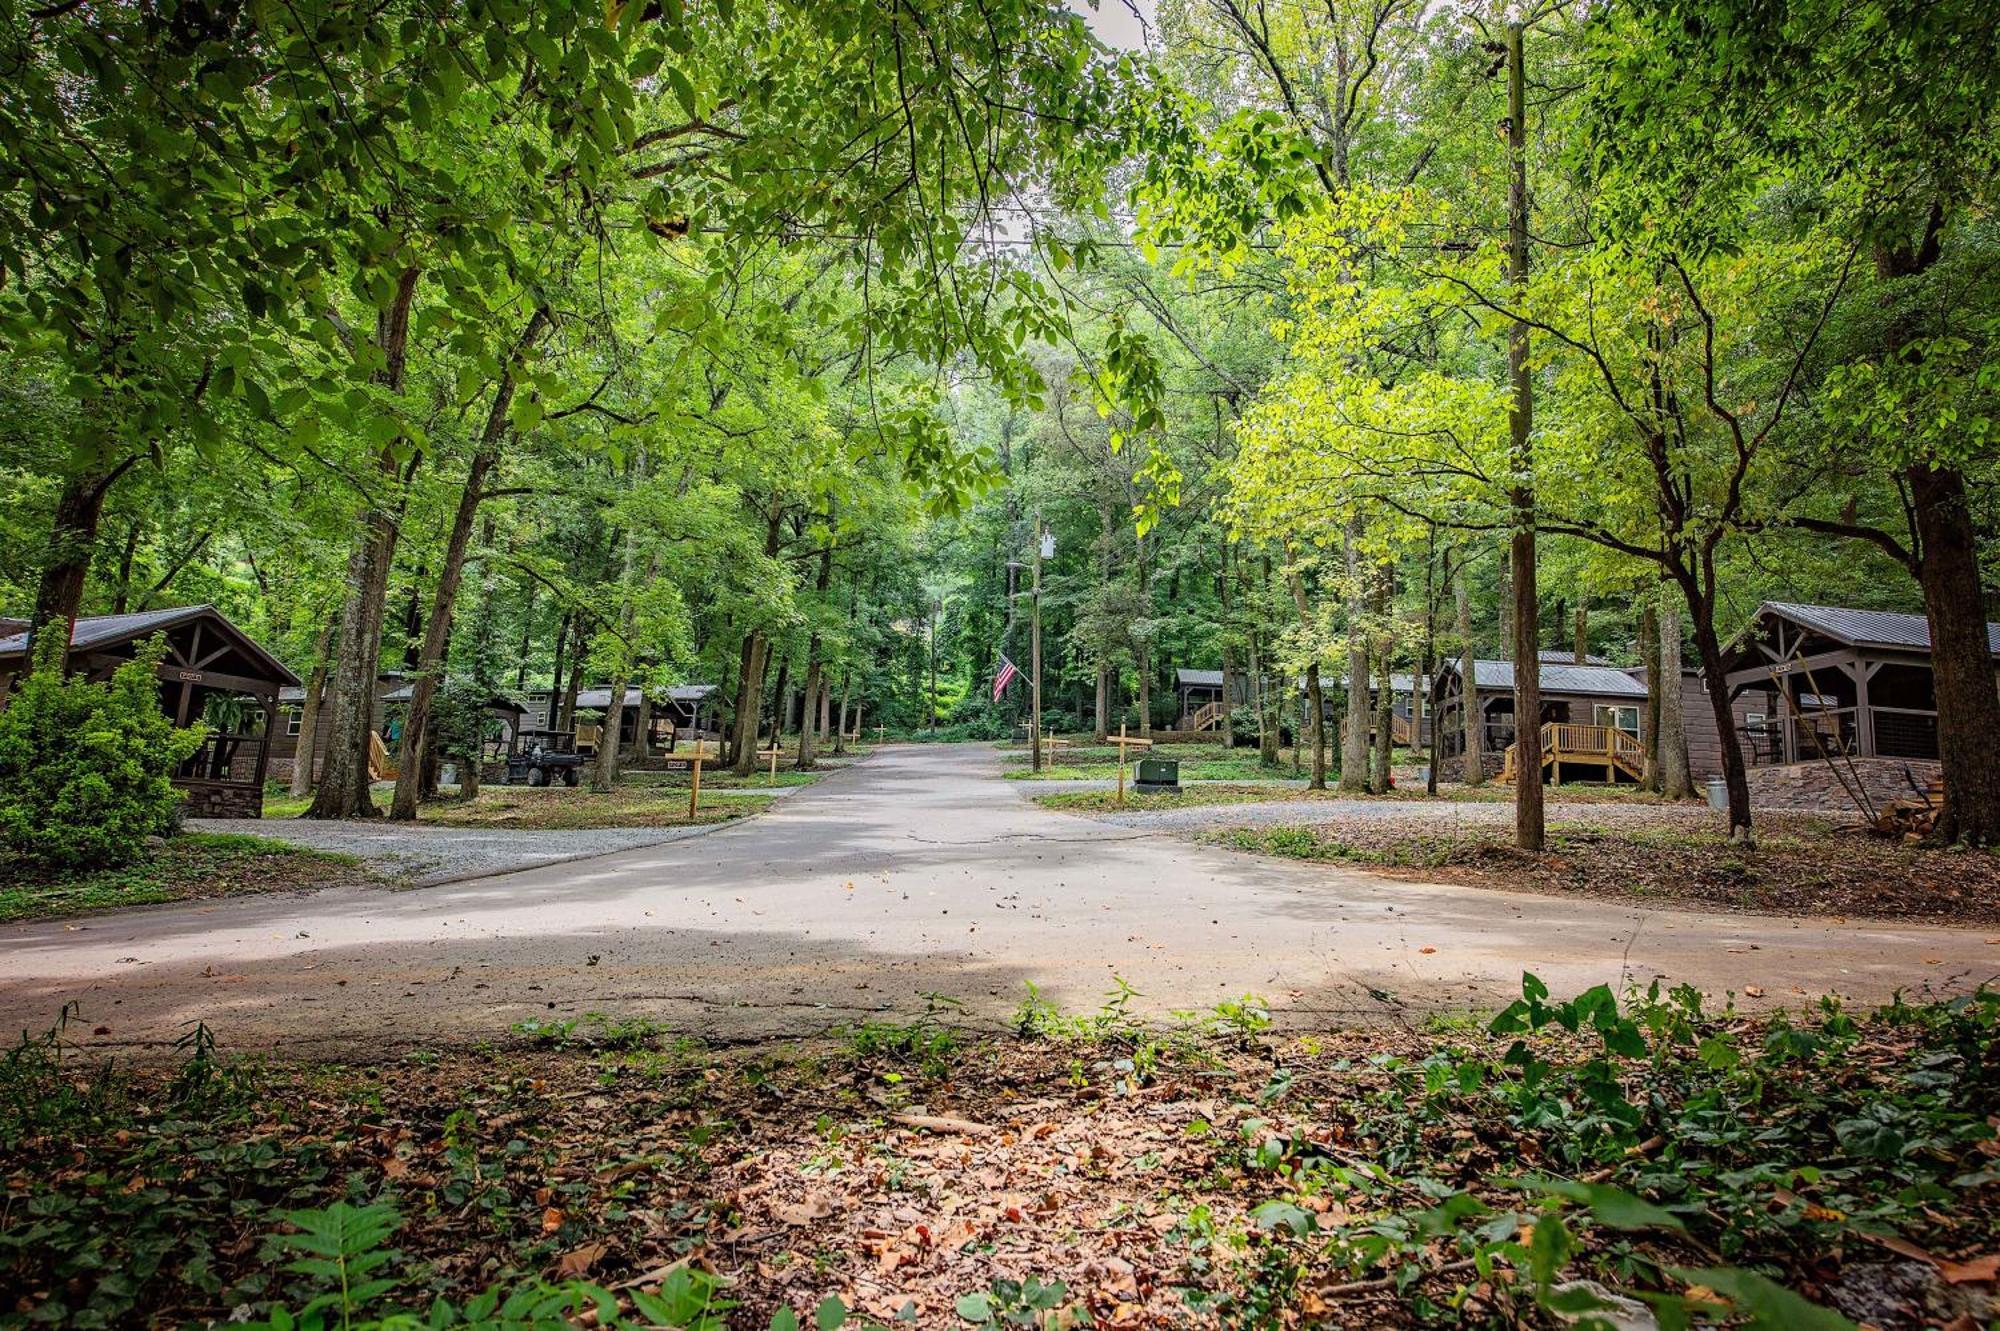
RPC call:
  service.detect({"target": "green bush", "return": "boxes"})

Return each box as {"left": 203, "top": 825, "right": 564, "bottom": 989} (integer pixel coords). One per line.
{"left": 0, "top": 635, "right": 204, "bottom": 867}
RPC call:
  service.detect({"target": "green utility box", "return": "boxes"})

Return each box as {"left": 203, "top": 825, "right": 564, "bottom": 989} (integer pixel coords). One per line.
{"left": 1135, "top": 756, "right": 1180, "bottom": 794}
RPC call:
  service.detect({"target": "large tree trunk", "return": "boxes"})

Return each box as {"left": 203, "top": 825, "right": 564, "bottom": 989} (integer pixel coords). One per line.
{"left": 731, "top": 634, "right": 768, "bottom": 776}
{"left": 1906, "top": 463, "right": 2000, "bottom": 842}
{"left": 1303, "top": 663, "right": 1327, "bottom": 790}
{"left": 288, "top": 616, "right": 336, "bottom": 797}
{"left": 1456, "top": 573, "right": 1483, "bottom": 784}
{"left": 1657, "top": 599, "right": 1692, "bottom": 800}
{"left": 1504, "top": 22, "right": 1543, "bottom": 851}
{"left": 29, "top": 461, "right": 135, "bottom": 655}
{"left": 1684, "top": 591, "right": 1748, "bottom": 836}
{"left": 1638, "top": 601, "right": 1662, "bottom": 792}
{"left": 308, "top": 265, "right": 422, "bottom": 820}
{"left": 558, "top": 619, "right": 587, "bottom": 733}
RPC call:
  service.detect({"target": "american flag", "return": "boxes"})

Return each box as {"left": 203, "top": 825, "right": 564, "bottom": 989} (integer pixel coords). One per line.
{"left": 993, "top": 655, "right": 1020, "bottom": 702}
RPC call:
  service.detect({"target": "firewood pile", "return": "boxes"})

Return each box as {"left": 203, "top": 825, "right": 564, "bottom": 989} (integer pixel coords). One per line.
{"left": 1874, "top": 774, "right": 1945, "bottom": 839}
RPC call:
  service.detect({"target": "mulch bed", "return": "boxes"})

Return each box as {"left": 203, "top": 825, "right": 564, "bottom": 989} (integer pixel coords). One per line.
{"left": 1209, "top": 811, "right": 2000, "bottom": 926}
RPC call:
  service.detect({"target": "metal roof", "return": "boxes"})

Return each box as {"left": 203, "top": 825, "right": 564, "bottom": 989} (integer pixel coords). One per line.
{"left": 1176, "top": 668, "right": 1225, "bottom": 687}
{"left": 0, "top": 605, "right": 298, "bottom": 685}
{"left": 1539, "top": 649, "right": 1614, "bottom": 665}
{"left": 378, "top": 682, "right": 526, "bottom": 711}
{"left": 1761, "top": 601, "right": 2000, "bottom": 656}
{"left": 1445, "top": 657, "right": 1648, "bottom": 699}
{"left": 1334, "top": 672, "right": 1418, "bottom": 694}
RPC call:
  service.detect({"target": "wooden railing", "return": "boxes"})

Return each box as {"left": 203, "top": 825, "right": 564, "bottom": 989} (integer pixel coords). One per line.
{"left": 1502, "top": 723, "right": 1643, "bottom": 783}
{"left": 1188, "top": 701, "right": 1228, "bottom": 732}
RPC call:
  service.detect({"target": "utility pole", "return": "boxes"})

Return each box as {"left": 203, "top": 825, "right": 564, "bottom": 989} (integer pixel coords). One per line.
{"left": 1506, "top": 19, "right": 1544, "bottom": 852}
{"left": 1031, "top": 511, "right": 1045, "bottom": 774}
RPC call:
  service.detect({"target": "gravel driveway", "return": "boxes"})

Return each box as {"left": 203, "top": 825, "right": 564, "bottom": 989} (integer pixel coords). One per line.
{"left": 194, "top": 818, "right": 728, "bottom": 886}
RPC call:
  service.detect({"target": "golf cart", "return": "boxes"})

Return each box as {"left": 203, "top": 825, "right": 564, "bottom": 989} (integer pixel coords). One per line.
{"left": 506, "top": 728, "right": 585, "bottom": 787}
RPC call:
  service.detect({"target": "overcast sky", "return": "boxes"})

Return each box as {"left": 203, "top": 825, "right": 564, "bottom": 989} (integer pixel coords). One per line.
{"left": 1067, "top": 0, "right": 1154, "bottom": 51}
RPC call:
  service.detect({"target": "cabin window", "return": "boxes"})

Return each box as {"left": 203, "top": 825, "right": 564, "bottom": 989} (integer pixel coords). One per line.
{"left": 285, "top": 707, "right": 302, "bottom": 736}
{"left": 1594, "top": 704, "right": 1640, "bottom": 736}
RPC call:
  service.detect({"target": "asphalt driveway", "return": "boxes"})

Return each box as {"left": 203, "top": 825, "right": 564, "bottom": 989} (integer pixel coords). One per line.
{"left": 2, "top": 744, "right": 1993, "bottom": 1057}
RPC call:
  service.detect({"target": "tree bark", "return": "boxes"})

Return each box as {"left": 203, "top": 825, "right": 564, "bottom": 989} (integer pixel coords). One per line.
{"left": 29, "top": 460, "right": 135, "bottom": 655}
{"left": 1658, "top": 597, "right": 1693, "bottom": 801}
{"left": 1219, "top": 542, "right": 1238, "bottom": 750}
{"left": 1340, "top": 527, "right": 1370, "bottom": 791}
{"left": 1906, "top": 463, "right": 2000, "bottom": 841}
{"left": 1505, "top": 22, "right": 1543, "bottom": 851}
{"left": 290, "top": 615, "right": 337, "bottom": 797}
{"left": 1456, "top": 573, "right": 1483, "bottom": 785}
{"left": 308, "top": 264, "right": 422, "bottom": 819}
{"left": 1573, "top": 604, "right": 1588, "bottom": 663}
{"left": 798, "top": 517, "right": 836, "bottom": 770}
{"left": 1638, "top": 601, "right": 1662, "bottom": 792}
{"left": 390, "top": 311, "right": 548, "bottom": 820}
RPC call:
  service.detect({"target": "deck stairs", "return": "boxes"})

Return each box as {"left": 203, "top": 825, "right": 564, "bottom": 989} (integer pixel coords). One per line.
{"left": 1500, "top": 722, "right": 1644, "bottom": 784}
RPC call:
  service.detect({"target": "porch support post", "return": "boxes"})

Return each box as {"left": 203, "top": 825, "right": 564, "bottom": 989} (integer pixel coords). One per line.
{"left": 1851, "top": 653, "right": 1874, "bottom": 757}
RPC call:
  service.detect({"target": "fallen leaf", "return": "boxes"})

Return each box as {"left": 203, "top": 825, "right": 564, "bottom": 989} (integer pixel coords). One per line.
{"left": 1940, "top": 1254, "right": 2000, "bottom": 1284}
{"left": 557, "top": 1241, "right": 610, "bottom": 1278}
{"left": 541, "top": 1207, "right": 565, "bottom": 1234}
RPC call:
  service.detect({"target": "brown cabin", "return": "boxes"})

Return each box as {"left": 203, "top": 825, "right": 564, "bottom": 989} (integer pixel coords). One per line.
{"left": 1434, "top": 652, "right": 1650, "bottom": 782}
{"left": 1717, "top": 601, "right": 1982, "bottom": 769}
{"left": 0, "top": 606, "right": 298, "bottom": 817}
{"left": 270, "top": 671, "right": 407, "bottom": 785}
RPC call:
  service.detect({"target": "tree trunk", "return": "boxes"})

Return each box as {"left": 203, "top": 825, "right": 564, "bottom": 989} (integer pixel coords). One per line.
{"left": 1658, "top": 598, "right": 1693, "bottom": 801}
{"left": 1373, "top": 646, "right": 1395, "bottom": 793}
{"left": 1684, "top": 593, "right": 1749, "bottom": 835}
{"left": 111, "top": 520, "right": 140, "bottom": 615}
{"left": 798, "top": 518, "right": 836, "bottom": 770}
{"left": 594, "top": 676, "right": 628, "bottom": 792}
{"left": 1094, "top": 662, "right": 1110, "bottom": 743}
{"left": 632, "top": 692, "right": 654, "bottom": 762}
{"left": 1219, "top": 544, "right": 1238, "bottom": 750}
{"left": 1638, "top": 601, "right": 1662, "bottom": 792}
{"left": 307, "top": 264, "right": 422, "bottom": 820}
{"left": 547, "top": 609, "right": 571, "bottom": 715}
{"left": 1456, "top": 573, "right": 1483, "bottom": 785}
{"left": 1340, "top": 528, "right": 1370, "bottom": 791}
{"left": 29, "top": 461, "right": 134, "bottom": 655}
{"left": 1573, "top": 604, "right": 1588, "bottom": 663}
{"left": 1303, "top": 663, "right": 1327, "bottom": 789}
{"left": 290, "top": 616, "right": 337, "bottom": 797}
{"left": 1908, "top": 463, "right": 2000, "bottom": 842}
{"left": 1505, "top": 22, "right": 1543, "bottom": 851}
{"left": 559, "top": 619, "right": 587, "bottom": 733}
{"left": 731, "top": 634, "right": 768, "bottom": 776}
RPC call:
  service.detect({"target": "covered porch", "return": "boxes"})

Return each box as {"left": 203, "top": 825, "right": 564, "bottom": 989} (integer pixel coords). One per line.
{"left": 1720, "top": 603, "right": 1970, "bottom": 767}
{"left": 0, "top": 606, "right": 298, "bottom": 818}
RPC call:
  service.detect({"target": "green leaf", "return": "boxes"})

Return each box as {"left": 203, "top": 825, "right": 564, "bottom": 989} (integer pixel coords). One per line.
{"left": 814, "top": 1295, "right": 847, "bottom": 1330}
{"left": 953, "top": 1291, "right": 993, "bottom": 1323}
{"left": 1674, "top": 1267, "right": 1860, "bottom": 1330}
{"left": 1521, "top": 1178, "right": 1686, "bottom": 1232}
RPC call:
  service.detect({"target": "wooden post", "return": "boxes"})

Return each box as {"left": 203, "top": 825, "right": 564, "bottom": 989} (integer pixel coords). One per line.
{"left": 1117, "top": 722, "right": 1127, "bottom": 806}
{"left": 770, "top": 744, "right": 780, "bottom": 782}
{"left": 688, "top": 747, "right": 702, "bottom": 818}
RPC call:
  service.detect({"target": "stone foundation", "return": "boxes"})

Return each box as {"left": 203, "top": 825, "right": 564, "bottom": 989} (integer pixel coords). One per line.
{"left": 1743, "top": 758, "right": 1941, "bottom": 815}
{"left": 179, "top": 782, "right": 265, "bottom": 818}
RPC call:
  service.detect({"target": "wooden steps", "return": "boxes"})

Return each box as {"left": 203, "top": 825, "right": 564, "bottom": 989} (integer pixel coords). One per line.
{"left": 1500, "top": 722, "right": 1643, "bottom": 785}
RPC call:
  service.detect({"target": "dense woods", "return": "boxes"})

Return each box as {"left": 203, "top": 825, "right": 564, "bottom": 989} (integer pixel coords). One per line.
{"left": 1, "top": 0, "right": 1995, "bottom": 843}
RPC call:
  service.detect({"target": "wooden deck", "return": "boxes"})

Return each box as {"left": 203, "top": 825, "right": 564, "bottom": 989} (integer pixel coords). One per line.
{"left": 1500, "top": 722, "right": 1643, "bottom": 784}
{"left": 1187, "top": 701, "right": 1227, "bottom": 732}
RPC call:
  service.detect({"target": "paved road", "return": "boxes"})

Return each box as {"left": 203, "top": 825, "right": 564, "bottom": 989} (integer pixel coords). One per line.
{"left": 3, "top": 744, "right": 1993, "bottom": 1057}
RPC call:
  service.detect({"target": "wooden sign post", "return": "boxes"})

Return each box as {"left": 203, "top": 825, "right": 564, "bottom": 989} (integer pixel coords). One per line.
{"left": 759, "top": 744, "right": 782, "bottom": 782}
{"left": 688, "top": 742, "right": 703, "bottom": 819}
{"left": 1114, "top": 724, "right": 1153, "bottom": 806}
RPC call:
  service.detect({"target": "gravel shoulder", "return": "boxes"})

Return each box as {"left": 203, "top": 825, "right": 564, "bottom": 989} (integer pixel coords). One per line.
{"left": 191, "top": 818, "right": 729, "bottom": 887}
{"left": 1079, "top": 796, "right": 1721, "bottom": 832}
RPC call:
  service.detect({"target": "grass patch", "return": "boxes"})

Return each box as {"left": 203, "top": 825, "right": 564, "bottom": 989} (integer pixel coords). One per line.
{"left": 5, "top": 983, "right": 1996, "bottom": 1328}
{"left": 0, "top": 831, "right": 384, "bottom": 922}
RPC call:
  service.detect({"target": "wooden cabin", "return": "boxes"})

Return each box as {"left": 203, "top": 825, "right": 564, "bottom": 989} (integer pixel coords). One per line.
{"left": 568, "top": 684, "right": 718, "bottom": 755}
{"left": 0, "top": 606, "right": 297, "bottom": 817}
{"left": 1329, "top": 671, "right": 1430, "bottom": 748}
{"left": 376, "top": 682, "right": 528, "bottom": 765}
{"left": 1175, "top": 668, "right": 1252, "bottom": 731}
{"left": 270, "top": 671, "right": 406, "bottom": 785}
{"left": 1434, "top": 653, "right": 1650, "bottom": 782}
{"left": 1717, "top": 602, "right": 1986, "bottom": 768}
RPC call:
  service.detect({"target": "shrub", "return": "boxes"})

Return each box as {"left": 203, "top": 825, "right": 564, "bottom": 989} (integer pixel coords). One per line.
{"left": 0, "top": 635, "right": 204, "bottom": 868}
